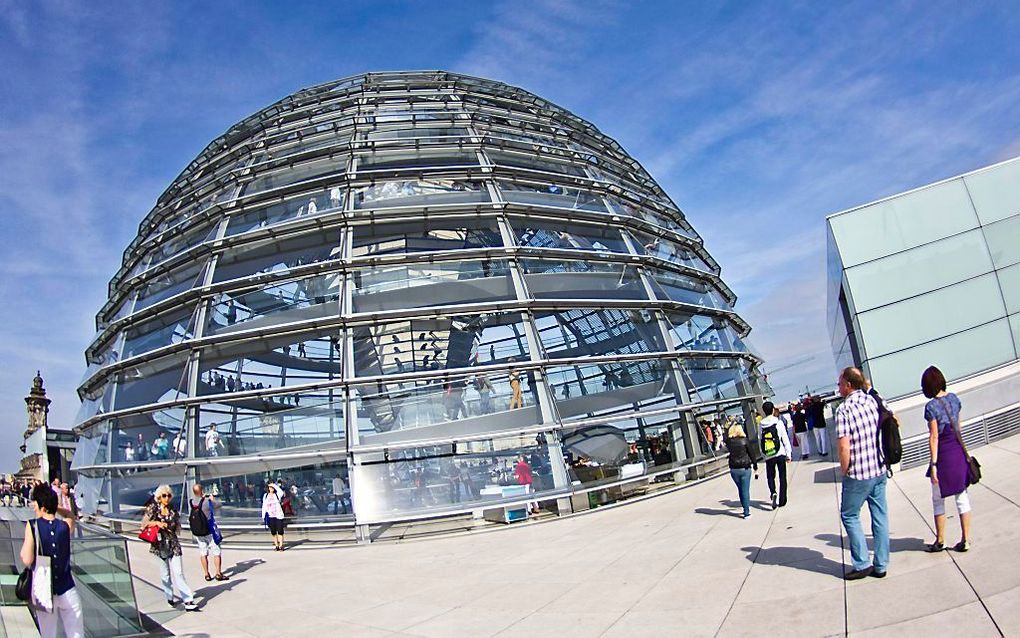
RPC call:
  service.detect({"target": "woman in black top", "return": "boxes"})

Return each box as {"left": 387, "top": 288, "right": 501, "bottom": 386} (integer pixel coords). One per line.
{"left": 725, "top": 424, "right": 759, "bottom": 518}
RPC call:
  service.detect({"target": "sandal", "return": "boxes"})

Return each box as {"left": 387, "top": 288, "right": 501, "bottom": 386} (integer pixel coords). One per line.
{"left": 953, "top": 540, "right": 970, "bottom": 552}
{"left": 214, "top": 573, "right": 229, "bottom": 581}
{"left": 926, "top": 541, "right": 945, "bottom": 553}
{"left": 204, "top": 574, "right": 213, "bottom": 581}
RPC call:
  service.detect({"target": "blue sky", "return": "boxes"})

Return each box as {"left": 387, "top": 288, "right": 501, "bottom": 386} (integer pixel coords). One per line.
{"left": 1, "top": 1, "right": 1018, "bottom": 472}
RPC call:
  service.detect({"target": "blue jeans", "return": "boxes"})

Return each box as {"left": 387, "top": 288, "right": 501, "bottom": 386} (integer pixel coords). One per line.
{"left": 730, "top": 468, "right": 752, "bottom": 515}
{"left": 840, "top": 474, "right": 889, "bottom": 572}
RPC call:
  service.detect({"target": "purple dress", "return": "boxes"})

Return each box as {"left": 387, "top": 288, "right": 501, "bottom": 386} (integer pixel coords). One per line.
{"left": 924, "top": 393, "right": 968, "bottom": 497}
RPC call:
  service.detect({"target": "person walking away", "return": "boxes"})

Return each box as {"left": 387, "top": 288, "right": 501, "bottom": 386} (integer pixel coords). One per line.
{"left": 836, "top": 367, "right": 889, "bottom": 580}
{"left": 21, "top": 483, "right": 84, "bottom": 638}
{"left": 141, "top": 485, "right": 198, "bottom": 610}
{"left": 514, "top": 454, "right": 539, "bottom": 514}
{"left": 190, "top": 484, "right": 229, "bottom": 581}
{"left": 921, "top": 365, "right": 973, "bottom": 553}
{"left": 792, "top": 403, "right": 810, "bottom": 459}
{"left": 508, "top": 368, "right": 523, "bottom": 409}
{"left": 261, "top": 483, "right": 286, "bottom": 551}
{"left": 759, "top": 401, "right": 793, "bottom": 509}
{"left": 724, "top": 423, "right": 759, "bottom": 518}
{"left": 809, "top": 396, "right": 829, "bottom": 457}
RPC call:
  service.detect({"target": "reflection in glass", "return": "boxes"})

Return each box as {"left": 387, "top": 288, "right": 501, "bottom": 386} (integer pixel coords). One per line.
{"left": 133, "top": 261, "right": 206, "bottom": 313}
{"left": 499, "top": 181, "right": 606, "bottom": 212}
{"left": 546, "top": 360, "right": 671, "bottom": 421}
{"left": 358, "top": 150, "right": 478, "bottom": 172}
{"left": 511, "top": 218, "right": 627, "bottom": 253}
{"left": 352, "top": 311, "right": 530, "bottom": 376}
{"left": 679, "top": 357, "right": 757, "bottom": 403}
{"left": 213, "top": 229, "right": 342, "bottom": 283}
{"left": 122, "top": 307, "right": 197, "bottom": 359}
{"left": 665, "top": 312, "right": 747, "bottom": 353}
{"left": 650, "top": 271, "right": 728, "bottom": 309}
{"left": 226, "top": 189, "right": 342, "bottom": 236}
{"left": 243, "top": 157, "right": 348, "bottom": 197}
{"left": 353, "top": 179, "right": 488, "bottom": 209}
{"left": 199, "top": 333, "right": 342, "bottom": 396}
{"left": 113, "top": 355, "right": 191, "bottom": 411}
{"left": 351, "top": 219, "right": 502, "bottom": 258}
{"left": 352, "top": 259, "right": 513, "bottom": 313}
{"left": 535, "top": 308, "right": 664, "bottom": 358}
{"left": 206, "top": 273, "right": 341, "bottom": 335}
{"left": 631, "top": 229, "right": 711, "bottom": 271}
{"left": 522, "top": 258, "right": 646, "bottom": 300}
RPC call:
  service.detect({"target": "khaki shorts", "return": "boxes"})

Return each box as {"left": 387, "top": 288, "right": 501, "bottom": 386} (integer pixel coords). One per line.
{"left": 194, "top": 534, "right": 222, "bottom": 556}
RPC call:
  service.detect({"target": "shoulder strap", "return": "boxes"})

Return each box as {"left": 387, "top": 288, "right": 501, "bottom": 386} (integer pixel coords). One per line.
{"left": 32, "top": 520, "right": 42, "bottom": 557}
{"left": 937, "top": 396, "right": 971, "bottom": 459}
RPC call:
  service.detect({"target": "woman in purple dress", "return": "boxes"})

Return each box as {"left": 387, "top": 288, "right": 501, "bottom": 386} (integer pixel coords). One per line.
{"left": 922, "top": 366, "right": 972, "bottom": 553}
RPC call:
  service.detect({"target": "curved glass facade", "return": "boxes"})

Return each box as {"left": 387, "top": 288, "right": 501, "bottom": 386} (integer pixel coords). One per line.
{"left": 72, "top": 71, "right": 767, "bottom": 527}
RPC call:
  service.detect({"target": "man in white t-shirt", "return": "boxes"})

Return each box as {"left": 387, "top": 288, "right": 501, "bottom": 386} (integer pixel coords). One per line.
{"left": 205, "top": 423, "right": 224, "bottom": 457}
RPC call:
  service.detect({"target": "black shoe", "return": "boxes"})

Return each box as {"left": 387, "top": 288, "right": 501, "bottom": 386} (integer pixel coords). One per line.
{"left": 167, "top": 599, "right": 178, "bottom": 608}
{"left": 926, "top": 541, "right": 945, "bottom": 553}
{"left": 770, "top": 494, "right": 778, "bottom": 510}
{"left": 844, "top": 566, "right": 873, "bottom": 580}
{"left": 870, "top": 570, "right": 887, "bottom": 578}
{"left": 953, "top": 540, "right": 970, "bottom": 552}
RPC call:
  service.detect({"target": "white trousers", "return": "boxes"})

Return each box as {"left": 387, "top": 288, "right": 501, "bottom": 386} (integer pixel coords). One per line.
{"left": 158, "top": 554, "right": 195, "bottom": 603}
{"left": 37, "top": 587, "right": 83, "bottom": 638}
{"left": 796, "top": 432, "right": 812, "bottom": 458}
{"left": 812, "top": 428, "right": 828, "bottom": 455}
{"left": 932, "top": 483, "right": 971, "bottom": 517}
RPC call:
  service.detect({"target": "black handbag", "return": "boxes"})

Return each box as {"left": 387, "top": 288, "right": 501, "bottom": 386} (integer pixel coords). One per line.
{"left": 14, "top": 521, "right": 38, "bottom": 602}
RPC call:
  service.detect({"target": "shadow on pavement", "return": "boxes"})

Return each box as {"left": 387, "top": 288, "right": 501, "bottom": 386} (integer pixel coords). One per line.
{"left": 720, "top": 499, "right": 772, "bottom": 511}
{"left": 695, "top": 507, "right": 744, "bottom": 518}
{"left": 813, "top": 468, "right": 841, "bottom": 484}
{"left": 196, "top": 578, "right": 247, "bottom": 608}
{"left": 222, "top": 557, "right": 265, "bottom": 578}
{"left": 815, "top": 533, "right": 926, "bottom": 553}
{"left": 741, "top": 545, "right": 844, "bottom": 577}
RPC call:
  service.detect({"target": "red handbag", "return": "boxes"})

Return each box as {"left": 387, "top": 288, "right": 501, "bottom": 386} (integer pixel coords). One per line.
{"left": 138, "top": 525, "right": 160, "bottom": 544}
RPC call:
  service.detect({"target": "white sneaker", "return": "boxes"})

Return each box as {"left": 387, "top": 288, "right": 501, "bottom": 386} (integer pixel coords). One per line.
{"left": 183, "top": 601, "right": 199, "bottom": 611}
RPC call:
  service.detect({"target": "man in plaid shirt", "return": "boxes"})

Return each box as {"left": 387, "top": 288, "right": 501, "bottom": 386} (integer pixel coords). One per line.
{"left": 836, "top": 366, "right": 889, "bottom": 580}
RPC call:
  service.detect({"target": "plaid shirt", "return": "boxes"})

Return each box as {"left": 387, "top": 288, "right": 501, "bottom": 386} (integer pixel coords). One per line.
{"left": 836, "top": 389, "right": 884, "bottom": 480}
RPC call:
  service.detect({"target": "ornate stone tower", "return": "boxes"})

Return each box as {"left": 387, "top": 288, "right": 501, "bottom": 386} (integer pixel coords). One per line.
{"left": 25, "top": 370, "right": 51, "bottom": 438}
{"left": 18, "top": 371, "right": 51, "bottom": 481}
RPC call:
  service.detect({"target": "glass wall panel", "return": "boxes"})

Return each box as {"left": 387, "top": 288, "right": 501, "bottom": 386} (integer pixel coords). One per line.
{"left": 828, "top": 179, "right": 978, "bottom": 268}
{"left": 487, "top": 151, "right": 589, "bottom": 178}
{"left": 353, "top": 370, "right": 539, "bottom": 439}
{"left": 196, "top": 389, "right": 344, "bottom": 457}
{"left": 193, "top": 459, "right": 350, "bottom": 521}
{"left": 607, "top": 197, "right": 694, "bottom": 239}
{"left": 521, "top": 258, "right": 646, "bottom": 300}
{"left": 679, "top": 357, "right": 757, "bottom": 403}
{"left": 998, "top": 263, "right": 1020, "bottom": 315}
{"left": 351, "top": 259, "right": 513, "bottom": 313}
{"left": 1011, "top": 313, "right": 1020, "bottom": 360}
{"left": 108, "top": 466, "right": 187, "bottom": 518}
{"left": 650, "top": 271, "right": 728, "bottom": 310}
{"left": 364, "top": 126, "right": 468, "bottom": 142}
{"left": 353, "top": 179, "right": 489, "bottom": 209}
{"left": 206, "top": 272, "right": 341, "bottom": 335}
{"left": 857, "top": 273, "right": 1006, "bottom": 357}
{"left": 561, "top": 416, "right": 680, "bottom": 491}
{"left": 134, "top": 220, "right": 217, "bottom": 277}
{"left": 225, "top": 189, "right": 342, "bottom": 236}
{"left": 264, "top": 129, "right": 353, "bottom": 159}
{"left": 113, "top": 354, "right": 191, "bottom": 411}
{"left": 122, "top": 306, "right": 198, "bottom": 360}
{"left": 499, "top": 181, "right": 607, "bottom": 212}
{"left": 133, "top": 260, "right": 206, "bottom": 312}
{"left": 212, "top": 228, "right": 342, "bottom": 283}
{"left": 510, "top": 217, "right": 628, "bottom": 254}
{"left": 964, "top": 160, "right": 1020, "bottom": 224}
{"left": 867, "top": 318, "right": 1015, "bottom": 400}
{"left": 108, "top": 407, "right": 189, "bottom": 463}
{"left": 844, "top": 229, "right": 993, "bottom": 312}
{"left": 198, "top": 332, "right": 342, "bottom": 396}
{"left": 982, "top": 213, "right": 1020, "bottom": 269}
{"left": 242, "top": 157, "right": 347, "bottom": 197}
{"left": 357, "top": 150, "right": 478, "bottom": 172}
{"left": 665, "top": 311, "right": 748, "bottom": 353}
{"left": 545, "top": 360, "right": 673, "bottom": 421}
{"left": 352, "top": 432, "right": 553, "bottom": 521}
{"left": 352, "top": 311, "right": 529, "bottom": 376}
{"left": 350, "top": 218, "right": 502, "bottom": 258}
{"left": 630, "top": 229, "right": 711, "bottom": 271}
{"left": 535, "top": 308, "right": 665, "bottom": 358}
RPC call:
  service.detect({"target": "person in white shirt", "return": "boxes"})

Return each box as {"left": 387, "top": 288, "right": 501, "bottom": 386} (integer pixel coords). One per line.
{"left": 758, "top": 401, "right": 794, "bottom": 509}
{"left": 205, "top": 424, "right": 224, "bottom": 457}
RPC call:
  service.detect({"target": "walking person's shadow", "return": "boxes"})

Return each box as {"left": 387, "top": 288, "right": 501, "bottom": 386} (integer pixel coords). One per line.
{"left": 741, "top": 545, "right": 844, "bottom": 577}
{"left": 815, "top": 533, "right": 925, "bottom": 553}
{"left": 222, "top": 557, "right": 265, "bottom": 578}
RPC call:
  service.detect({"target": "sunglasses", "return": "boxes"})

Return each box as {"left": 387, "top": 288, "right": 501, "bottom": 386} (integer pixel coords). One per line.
{"left": 158, "top": 494, "right": 171, "bottom": 500}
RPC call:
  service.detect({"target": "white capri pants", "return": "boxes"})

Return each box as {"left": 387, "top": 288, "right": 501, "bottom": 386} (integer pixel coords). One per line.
{"left": 36, "top": 586, "right": 84, "bottom": 638}
{"left": 932, "top": 483, "right": 971, "bottom": 517}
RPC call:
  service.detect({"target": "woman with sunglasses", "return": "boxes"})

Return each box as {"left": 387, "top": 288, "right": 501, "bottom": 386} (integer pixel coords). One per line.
{"left": 261, "top": 482, "right": 287, "bottom": 551}
{"left": 141, "top": 485, "right": 198, "bottom": 610}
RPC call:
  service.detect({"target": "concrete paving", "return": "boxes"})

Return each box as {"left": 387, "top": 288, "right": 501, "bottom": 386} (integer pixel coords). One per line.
{"left": 128, "top": 433, "right": 1020, "bottom": 637}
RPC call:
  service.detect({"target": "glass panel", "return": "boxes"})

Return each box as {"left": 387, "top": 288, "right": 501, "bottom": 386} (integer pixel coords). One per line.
{"left": 113, "top": 354, "right": 191, "bottom": 411}
{"left": 867, "top": 319, "right": 1015, "bottom": 399}
{"left": 857, "top": 273, "right": 1006, "bottom": 357}
{"left": 193, "top": 459, "right": 351, "bottom": 521}
{"left": 546, "top": 360, "right": 674, "bottom": 421}
{"left": 562, "top": 416, "right": 681, "bottom": 490}
{"left": 351, "top": 259, "right": 513, "bottom": 313}
{"left": 679, "top": 357, "right": 759, "bottom": 403}
{"left": 998, "top": 263, "right": 1020, "bottom": 315}
{"left": 353, "top": 179, "right": 489, "bottom": 209}
{"left": 665, "top": 311, "right": 748, "bottom": 353}
{"left": 350, "top": 218, "right": 502, "bottom": 258}
{"left": 107, "top": 466, "right": 187, "bottom": 517}
{"left": 242, "top": 157, "right": 347, "bottom": 196}
{"left": 535, "top": 308, "right": 665, "bottom": 358}
{"left": 964, "top": 159, "right": 1020, "bottom": 224}
{"left": 499, "top": 181, "right": 607, "bottom": 212}
{"left": 212, "top": 228, "right": 342, "bottom": 283}
{"left": 122, "top": 306, "right": 197, "bottom": 360}
{"left": 607, "top": 196, "right": 694, "bottom": 239}
{"left": 828, "top": 178, "right": 979, "bottom": 268}
{"left": 844, "top": 229, "right": 994, "bottom": 312}
{"left": 196, "top": 389, "right": 344, "bottom": 457}
{"left": 225, "top": 189, "right": 342, "bottom": 236}
{"left": 357, "top": 150, "right": 478, "bottom": 172}
{"left": 510, "top": 217, "right": 628, "bottom": 253}
{"left": 352, "top": 312, "right": 530, "bottom": 376}
{"left": 982, "top": 213, "right": 1020, "bottom": 269}
{"left": 488, "top": 151, "right": 588, "bottom": 178}
{"left": 365, "top": 126, "right": 468, "bottom": 142}
{"left": 352, "top": 432, "right": 554, "bottom": 521}
{"left": 264, "top": 129, "right": 353, "bottom": 159}
{"left": 353, "top": 370, "right": 539, "bottom": 439}
{"left": 136, "top": 220, "right": 217, "bottom": 275}
{"left": 109, "top": 407, "right": 189, "bottom": 462}
{"left": 521, "top": 258, "right": 646, "bottom": 300}
{"left": 206, "top": 272, "right": 342, "bottom": 335}
{"left": 198, "top": 332, "right": 342, "bottom": 395}
{"left": 70, "top": 529, "right": 145, "bottom": 636}
{"left": 630, "top": 229, "right": 711, "bottom": 271}
{"left": 650, "top": 271, "right": 729, "bottom": 310}
{"left": 133, "top": 260, "right": 206, "bottom": 312}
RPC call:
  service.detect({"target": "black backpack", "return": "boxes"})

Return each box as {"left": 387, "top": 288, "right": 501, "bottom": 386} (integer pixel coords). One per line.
{"left": 189, "top": 496, "right": 211, "bottom": 536}
{"left": 871, "top": 389, "right": 902, "bottom": 473}
{"left": 760, "top": 424, "right": 781, "bottom": 460}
